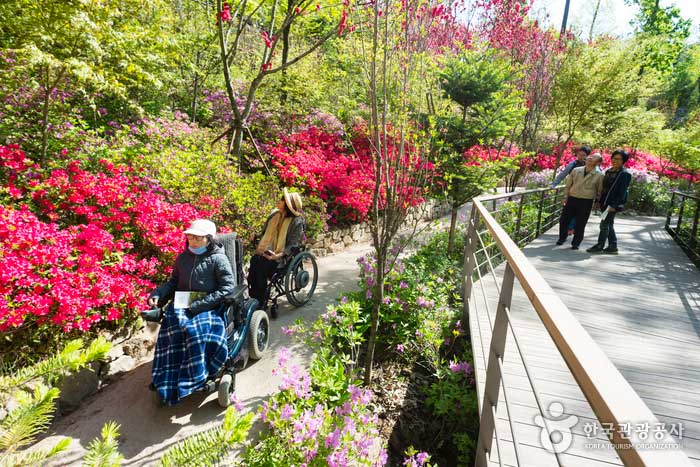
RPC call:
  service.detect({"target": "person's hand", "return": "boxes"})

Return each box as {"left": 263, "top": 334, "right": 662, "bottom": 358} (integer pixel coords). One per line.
{"left": 147, "top": 296, "right": 159, "bottom": 307}
{"left": 264, "top": 250, "right": 282, "bottom": 261}
{"left": 561, "top": 196, "right": 568, "bottom": 206}
{"left": 594, "top": 202, "right": 600, "bottom": 212}
{"left": 608, "top": 207, "right": 616, "bottom": 213}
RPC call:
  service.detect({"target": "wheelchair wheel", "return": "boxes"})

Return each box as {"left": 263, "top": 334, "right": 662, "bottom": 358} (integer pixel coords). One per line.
{"left": 217, "top": 373, "right": 235, "bottom": 408}
{"left": 248, "top": 309, "right": 270, "bottom": 360}
{"left": 284, "top": 251, "right": 318, "bottom": 307}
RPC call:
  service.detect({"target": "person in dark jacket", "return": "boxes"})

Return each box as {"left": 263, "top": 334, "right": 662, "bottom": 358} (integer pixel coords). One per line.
{"left": 147, "top": 219, "right": 235, "bottom": 405}
{"left": 248, "top": 188, "right": 304, "bottom": 319}
{"left": 586, "top": 150, "right": 633, "bottom": 254}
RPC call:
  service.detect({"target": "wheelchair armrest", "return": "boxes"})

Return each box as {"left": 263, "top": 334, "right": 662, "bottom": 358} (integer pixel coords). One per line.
{"left": 223, "top": 284, "right": 247, "bottom": 304}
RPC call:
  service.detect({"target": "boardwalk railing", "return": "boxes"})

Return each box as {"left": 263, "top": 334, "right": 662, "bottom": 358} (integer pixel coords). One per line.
{"left": 463, "top": 187, "right": 692, "bottom": 467}
{"left": 666, "top": 190, "right": 700, "bottom": 267}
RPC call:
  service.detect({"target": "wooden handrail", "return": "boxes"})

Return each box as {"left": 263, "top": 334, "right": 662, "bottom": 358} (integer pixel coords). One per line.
{"left": 471, "top": 195, "right": 692, "bottom": 467}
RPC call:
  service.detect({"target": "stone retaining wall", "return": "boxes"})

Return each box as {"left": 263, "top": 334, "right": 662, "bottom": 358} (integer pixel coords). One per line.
{"left": 309, "top": 199, "right": 450, "bottom": 257}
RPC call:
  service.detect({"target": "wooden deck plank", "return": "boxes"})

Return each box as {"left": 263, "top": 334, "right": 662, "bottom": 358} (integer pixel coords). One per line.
{"left": 469, "top": 216, "right": 700, "bottom": 466}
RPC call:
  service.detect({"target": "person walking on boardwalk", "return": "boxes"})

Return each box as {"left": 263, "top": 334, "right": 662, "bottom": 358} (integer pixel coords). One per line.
{"left": 551, "top": 145, "right": 591, "bottom": 235}
{"left": 556, "top": 153, "right": 604, "bottom": 250}
{"left": 586, "top": 150, "right": 632, "bottom": 255}
{"left": 550, "top": 145, "right": 591, "bottom": 188}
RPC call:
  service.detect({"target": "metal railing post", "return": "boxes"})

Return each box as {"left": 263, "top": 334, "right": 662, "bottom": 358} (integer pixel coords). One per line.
{"left": 666, "top": 191, "right": 676, "bottom": 231}
{"left": 514, "top": 193, "right": 526, "bottom": 245}
{"left": 535, "top": 190, "right": 546, "bottom": 237}
{"left": 475, "top": 263, "right": 515, "bottom": 467}
{"left": 677, "top": 196, "right": 686, "bottom": 233}
{"left": 462, "top": 205, "right": 479, "bottom": 324}
{"left": 691, "top": 198, "right": 700, "bottom": 248}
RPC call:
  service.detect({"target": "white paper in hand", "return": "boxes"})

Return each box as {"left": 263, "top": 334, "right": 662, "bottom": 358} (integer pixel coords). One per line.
{"left": 600, "top": 209, "right": 609, "bottom": 222}
{"left": 173, "top": 291, "right": 205, "bottom": 309}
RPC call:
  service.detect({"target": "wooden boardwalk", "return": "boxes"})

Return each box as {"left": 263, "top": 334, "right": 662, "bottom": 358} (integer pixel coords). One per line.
{"left": 468, "top": 215, "right": 700, "bottom": 467}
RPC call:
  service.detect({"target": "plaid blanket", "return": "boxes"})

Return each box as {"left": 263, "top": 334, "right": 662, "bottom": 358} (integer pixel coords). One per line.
{"left": 152, "top": 307, "right": 228, "bottom": 405}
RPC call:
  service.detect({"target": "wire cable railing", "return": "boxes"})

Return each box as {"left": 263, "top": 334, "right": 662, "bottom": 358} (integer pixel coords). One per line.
{"left": 666, "top": 190, "right": 700, "bottom": 268}
{"left": 463, "top": 187, "right": 693, "bottom": 467}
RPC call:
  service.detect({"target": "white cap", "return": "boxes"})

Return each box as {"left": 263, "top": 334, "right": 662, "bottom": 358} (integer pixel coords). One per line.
{"left": 183, "top": 219, "right": 216, "bottom": 237}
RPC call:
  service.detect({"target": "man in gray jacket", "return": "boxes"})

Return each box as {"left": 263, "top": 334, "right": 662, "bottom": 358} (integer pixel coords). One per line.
{"left": 556, "top": 153, "right": 604, "bottom": 250}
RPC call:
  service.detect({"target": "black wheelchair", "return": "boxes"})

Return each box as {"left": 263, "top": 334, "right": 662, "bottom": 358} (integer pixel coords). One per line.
{"left": 259, "top": 245, "right": 319, "bottom": 318}
{"left": 142, "top": 232, "right": 270, "bottom": 408}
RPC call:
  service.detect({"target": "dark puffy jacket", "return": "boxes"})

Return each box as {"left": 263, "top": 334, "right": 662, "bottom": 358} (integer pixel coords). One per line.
{"left": 150, "top": 242, "right": 235, "bottom": 314}
{"left": 601, "top": 168, "right": 632, "bottom": 211}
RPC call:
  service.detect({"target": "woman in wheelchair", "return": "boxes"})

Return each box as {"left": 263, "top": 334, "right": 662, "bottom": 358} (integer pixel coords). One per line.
{"left": 146, "top": 219, "right": 235, "bottom": 405}
{"left": 248, "top": 188, "right": 304, "bottom": 319}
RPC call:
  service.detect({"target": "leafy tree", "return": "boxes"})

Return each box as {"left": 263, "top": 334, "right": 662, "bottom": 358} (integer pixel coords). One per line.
{"left": 213, "top": 0, "right": 344, "bottom": 164}
{"left": 625, "top": 0, "right": 691, "bottom": 76}
{"left": 665, "top": 45, "right": 700, "bottom": 126}
{"left": 0, "top": 0, "right": 179, "bottom": 160}
{"left": 353, "top": 0, "right": 469, "bottom": 384}
{"left": 434, "top": 49, "right": 524, "bottom": 252}
{"left": 547, "top": 39, "right": 649, "bottom": 167}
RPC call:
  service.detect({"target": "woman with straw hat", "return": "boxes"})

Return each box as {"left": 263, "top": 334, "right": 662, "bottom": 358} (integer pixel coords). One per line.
{"left": 248, "top": 188, "right": 304, "bottom": 318}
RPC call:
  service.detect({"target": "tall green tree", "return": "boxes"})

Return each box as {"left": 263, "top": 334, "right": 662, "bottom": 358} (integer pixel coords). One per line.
{"left": 434, "top": 49, "right": 524, "bottom": 252}
{"left": 625, "top": 0, "right": 691, "bottom": 76}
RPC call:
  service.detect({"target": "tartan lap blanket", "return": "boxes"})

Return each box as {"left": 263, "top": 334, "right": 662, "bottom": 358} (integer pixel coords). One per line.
{"left": 152, "top": 307, "right": 228, "bottom": 405}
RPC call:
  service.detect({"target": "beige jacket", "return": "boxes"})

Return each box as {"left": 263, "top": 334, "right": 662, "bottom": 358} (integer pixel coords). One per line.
{"left": 564, "top": 166, "right": 603, "bottom": 200}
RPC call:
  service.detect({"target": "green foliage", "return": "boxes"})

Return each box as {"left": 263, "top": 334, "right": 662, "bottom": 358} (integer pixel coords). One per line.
{"left": 626, "top": 176, "right": 673, "bottom": 215}
{"left": 665, "top": 45, "right": 700, "bottom": 126}
{"left": 82, "top": 422, "right": 123, "bottom": 467}
{"left": 626, "top": 0, "right": 691, "bottom": 76}
{"left": 160, "top": 407, "right": 253, "bottom": 467}
{"left": 0, "top": 337, "right": 114, "bottom": 467}
{"left": 431, "top": 49, "right": 524, "bottom": 221}
{"left": 549, "top": 40, "right": 656, "bottom": 150}
{"left": 0, "top": 385, "right": 61, "bottom": 457}
{"left": 424, "top": 365, "right": 478, "bottom": 426}
{"left": 0, "top": 337, "right": 111, "bottom": 392}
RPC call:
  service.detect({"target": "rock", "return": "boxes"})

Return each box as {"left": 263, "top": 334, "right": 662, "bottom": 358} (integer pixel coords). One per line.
{"left": 351, "top": 230, "right": 361, "bottom": 241}
{"left": 102, "top": 355, "right": 136, "bottom": 381}
{"left": 122, "top": 336, "right": 155, "bottom": 361}
{"left": 310, "top": 248, "right": 327, "bottom": 258}
{"left": 312, "top": 240, "right": 324, "bottom": 249}
{"left": 343, "top": 235, "right": 353, "bottom": 246}
{"left": 332, "top": 230, "right": 341, "bottom": 241}
{"left": 59, "top": 363, "right": 100, "bottom": 414}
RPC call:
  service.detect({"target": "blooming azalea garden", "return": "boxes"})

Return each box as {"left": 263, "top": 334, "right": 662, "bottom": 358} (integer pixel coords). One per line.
{"left": 1, "top": 0, "right": 699, "bottom": 465}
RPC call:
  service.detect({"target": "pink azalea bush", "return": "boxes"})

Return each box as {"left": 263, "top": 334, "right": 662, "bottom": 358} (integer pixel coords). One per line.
{"left": 269, "top": 127, "right": 374, "bottom": 224}
{"left": 0, "top": 144, "right": 214, "bottom": 336}
{"left": 269, "top": 126, "right": 434, "bottom": 225}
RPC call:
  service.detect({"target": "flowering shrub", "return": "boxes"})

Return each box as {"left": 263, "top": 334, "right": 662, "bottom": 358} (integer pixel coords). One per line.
{"left": 269, "top": 127, "right": 375, "bottom": 224}
{"left": 244, "top": 348, "right": 387, "bottom": 467}
{"left": 269, "top": 125, "right": 434, "bottom": 224}
{"left": 0, "top": 144, "right": 212, "bottom": 356}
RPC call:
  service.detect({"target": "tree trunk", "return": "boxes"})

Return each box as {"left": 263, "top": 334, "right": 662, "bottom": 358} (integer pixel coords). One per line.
{"left": 191, "top": 52, "right": 200, "bottom": 123}
{"left": 589, "top": 0, "right": 602, "bottom": 42}
{"left": 363, "top": 253, "right": 385, "bottom": 385}
{"left": 448, "top": 204, "right": 458, "bottom": 253}
{"left": 280, "top": 0, "right": 292, "bottom": 105}
{"left": 40, "top": 66, "right": 52, "bottom": 162}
